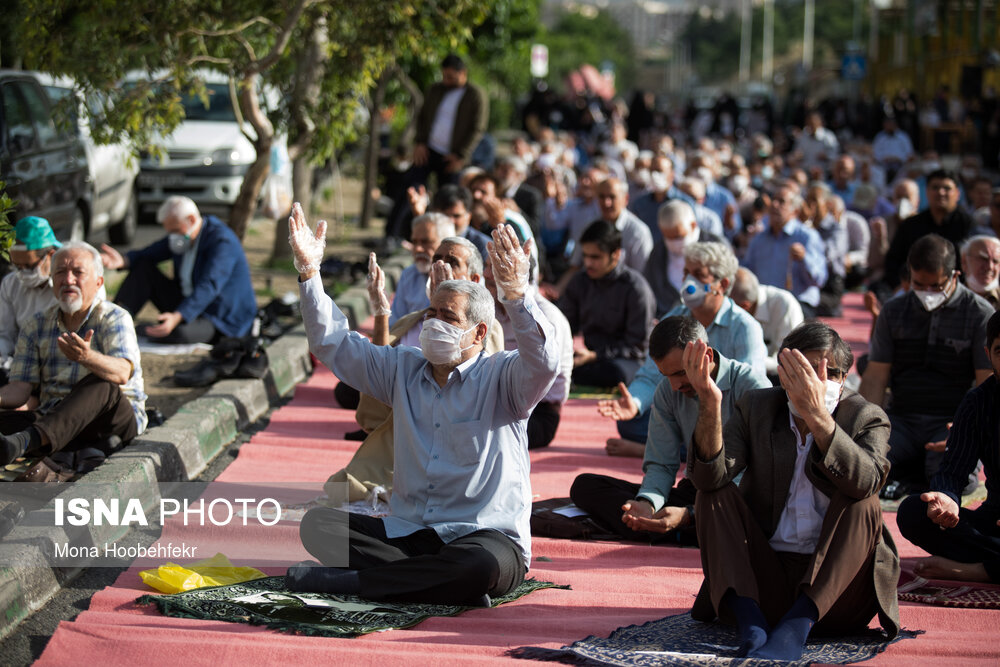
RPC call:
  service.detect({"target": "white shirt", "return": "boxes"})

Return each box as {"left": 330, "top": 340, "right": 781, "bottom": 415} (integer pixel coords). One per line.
{"left": 754, "top": 284, "right": 804, "bottom": 374}
{"left": 795, "top": 127, "right": 840, "bottom": 169}
{"left": 667, "top": 249, "right": 686, "bottom": 292}
{"left": 769, "top": 413, "right": 831, "bottom": 554}
{"left": 428, "top": 87, "right": 466, "bottom": 155}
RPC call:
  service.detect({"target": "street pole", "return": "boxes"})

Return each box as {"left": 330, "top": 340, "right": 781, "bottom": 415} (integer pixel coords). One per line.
{"left": 740, "top": 0, "right": 752, "bottom": 83}
{"left": 763, "top": 0, "right": 774, "bottom": 84}
{"left": 803, "top": 0, "right": 815, "bottom": 71}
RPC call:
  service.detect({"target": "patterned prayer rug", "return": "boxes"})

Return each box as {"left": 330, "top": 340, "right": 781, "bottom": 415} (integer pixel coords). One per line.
{"left": 138, "top": 576, "right": 568, "bottom": 637}
{"left": 508, "top": 612, "right": 919, "bottom": 666}
{"left": 897, "top": 571, "right": 1000, "bottom": 609}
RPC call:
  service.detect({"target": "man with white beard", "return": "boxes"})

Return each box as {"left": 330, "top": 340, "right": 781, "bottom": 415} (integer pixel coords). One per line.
{"left": 389, "top": 213, "right": 456, "bottom": 325}
{"left": 0, "top": 242, "right": 146, "bottom": 473}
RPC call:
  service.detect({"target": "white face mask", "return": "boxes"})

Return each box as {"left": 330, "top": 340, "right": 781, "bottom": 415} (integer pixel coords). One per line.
{"left": 728, "top": 174, "right": 749, "bottom": 194}
{"left": 17, "top": 265, "right": 49, "bottom": 288}
{"left": 168, "top": 232, "right": 192, "bottom": 255}
{"left": 664, "top": 227, "right": 697, "bottom": 256}
{"left": 680, "top": 276, "right": 713, "bottom": 309}
{"left": 913, "top": 275, "right": 953, "bottom": 311}
{"left": 650, "top": 171, "right": 668, "bottom": 193}
{"left": 897, "top": 197, "right": 914, "bottom": 219}
{"left": 788, "top": 379, "right": 843, "bottom": 418}
{"left": 419, "top": 318, "right": 478, "bottom": 366}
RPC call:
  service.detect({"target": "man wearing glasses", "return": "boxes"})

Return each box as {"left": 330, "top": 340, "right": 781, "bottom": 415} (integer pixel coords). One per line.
{"left": 860, "top": 234, "right": 993, "bottom": 498}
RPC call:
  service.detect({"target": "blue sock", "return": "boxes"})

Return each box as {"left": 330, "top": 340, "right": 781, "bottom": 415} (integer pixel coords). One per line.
{"left": 285, "top": 560, "right": 361, "bottom": 595}
{"left": 723, "top": 590, "right": 770, "bottom": 657}
{"left": 749, "top": 593, "right": 819, "bottom": 661}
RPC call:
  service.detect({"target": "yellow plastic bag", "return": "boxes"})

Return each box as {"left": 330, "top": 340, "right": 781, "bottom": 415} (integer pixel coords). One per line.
{"left": 139, "top": 552, "right": 267, "bottom": 594}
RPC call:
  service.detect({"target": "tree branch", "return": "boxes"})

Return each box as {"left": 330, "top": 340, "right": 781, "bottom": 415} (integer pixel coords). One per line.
{"left": 180, "top": 17, "right": 277, "bottom": 39}
{"left": 250, "top": 0, "right": 319, "bottom": 74}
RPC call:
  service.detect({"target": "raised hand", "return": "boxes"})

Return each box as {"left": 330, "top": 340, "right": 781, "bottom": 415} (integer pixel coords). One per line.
{"left": 366, "top": 252, "right": 391, "bottom": 317}
{"left": 99, "top": 243, "right": 125, "bottom": 270}
{"left": 428, "top": 259, "right": 455, "bottom": 297}
{"left": 682, "top": 339, "right": 720, "bottom": 402}
{"left": 777, "top": 348, "right": 827, "bottom": 420}
{"left": 487, "top": 225, "right": 531, "bottom": 302}
{"left": 407, "top": 185, "right": 428, "bottom": 217}
{"left": 597, "top": 382, "right": 639, "bottom": 421}
{"left": 287, "top": 202, "right": 327, "bottom": 278}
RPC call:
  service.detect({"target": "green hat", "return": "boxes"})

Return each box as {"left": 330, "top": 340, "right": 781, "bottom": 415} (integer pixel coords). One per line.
{"left": 13, "top": 216, "right": 62, "bottom": 252}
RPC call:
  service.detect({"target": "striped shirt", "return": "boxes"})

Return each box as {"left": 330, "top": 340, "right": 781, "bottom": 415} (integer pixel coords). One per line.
{"left": 931, "top": 374, "right": 999, "bottom": 512}
{"left": 11, "top": 300, "right": 147, "bottom": 434}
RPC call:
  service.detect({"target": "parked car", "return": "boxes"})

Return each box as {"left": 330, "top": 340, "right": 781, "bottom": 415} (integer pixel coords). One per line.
{"left": 0, "top": 69, "right": 90, "bottom": 242}
{"left": 35, "top": 73, "right": 140, "bottom": 244}
{"left": 129, "top": 70, "right": 286, "bottom": 222}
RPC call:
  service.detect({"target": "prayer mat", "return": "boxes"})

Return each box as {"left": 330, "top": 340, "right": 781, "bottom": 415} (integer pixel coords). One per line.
{"left": 897, "top": 571, "right": 1000, "bottom": 609}
{"left": 508, "top": 612, "right": 919, "bottom": 666}
{"left": 137, "top": 576, "right": 568, "bottom": 637}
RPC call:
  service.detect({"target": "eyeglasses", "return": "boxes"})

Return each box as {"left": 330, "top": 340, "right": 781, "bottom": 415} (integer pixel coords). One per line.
{"left": 910, "top": 272, "right": 955, "bottom": 292}
{"left": 13, "top": 255, "right": 47, "bottom": 272}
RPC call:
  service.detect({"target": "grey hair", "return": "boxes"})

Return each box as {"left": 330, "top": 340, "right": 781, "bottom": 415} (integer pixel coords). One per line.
{"left": 731, "top": 267, "right": 760, "bottom": 305}
{"left": 157, "top": 195, "right": 200, "bottom": 224}
{"left": 684, "top": 241, "right": 739, "bottom": 294}
{"left": 412, "top": 212, "right": 456, "bottom": 241}
{"left": 961, "top": 234, "right": 1000, "bottom": 258}
{"left": 54, "top": 241, "right": 104, "bottom": 278}
{"left": 437, "top": 236, "right": 483, "bottom": 278}
{"left": 435, "top": 279, "right": 494, "bottom": 341}
{"left": 680, "top": 176, "right": 706, "bottom": 200}
{"left": 657, "top": 199, "right": 696, "bottom": 232}
{"left": 498, "top": 155, "right": 527, "bottom": 175}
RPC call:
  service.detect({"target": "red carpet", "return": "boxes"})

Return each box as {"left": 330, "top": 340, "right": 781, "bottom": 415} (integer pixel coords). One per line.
{"left": 34, "top": 294, "right": 1000, "bottom": 665}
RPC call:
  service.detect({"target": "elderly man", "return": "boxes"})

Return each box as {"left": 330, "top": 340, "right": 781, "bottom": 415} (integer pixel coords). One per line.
{"left": 731, "top": 268, "right": 804, "bottom": 379}
{"left": 601, "top": 241, "right": 766, "bottom": 454}
{"left": 572, "top": 316, "right": 768, "bottom": 542}
{"left": 793, "top": 111, "right": 840, "bottom": 171}
{"left": 861, "top": 234, "right": 994, "bottom": 496}
{"left": 643, "top": 200, "right": 724, "bottom": 317}
{"left": 827, "top": 155, "right": 857, "bottom": 207}
{"left": 100, "top": 195, "right": 257, "bottom": 343}
{"left": 960, "top": 235, "right": 1000, "bottom": 309}
{"left": 288, "top": 203, "right": 558, "bottom": 606}
{"left": 0, "top": 242, "right": 146, "bottom": 474}
{"left": 802, "top": 183, "right": 848, "bottom": 316}
{"left": 896, "top": 310, "right": 1000, "bottom": 584}
{"left": 678, "top": 176, "right": 725, "bottom": 238}
{"left": 558, "top": 221, "right": 655, "bottom": 388}
{"left": 872, "top": 115, "right": 914, "bottom": 181}
{"left": 389, "top": 213, "right": 456, "bottom": 325}
{"left": 0, "top": 217, "right": 62, "bottom": 382}
{"left": 688, "top": 321, "right": 899, "bottom": 660}
{"left": 330, "top": 236, "right": 506, "bottom": 500}
{"left": 742, "top": 180, "right": 828, "bottom": 319}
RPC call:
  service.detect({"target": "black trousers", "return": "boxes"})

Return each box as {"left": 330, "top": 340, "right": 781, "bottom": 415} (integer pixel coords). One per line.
{"left": 572, "top": 357, "right": 641, "bottom": 388}
{"left": 299, "top": 507, "right": 526, "bottom": 604}
{"left": 0, "top": 374, "right": 137, "bottom": 453}
{"left": 384, "top": 148, "right": 457, "bottom": 241}
{"left": 527, "top": 401, "right": 561, "bottom": 450}
{"left": 115, "top": 259, "right": 217, "bottom": 344}
{"left": 897, "top": 495, "right": 1000, "bottom": 583}
{"left": 569, "top": 473, "right": 698, "bottom": 545}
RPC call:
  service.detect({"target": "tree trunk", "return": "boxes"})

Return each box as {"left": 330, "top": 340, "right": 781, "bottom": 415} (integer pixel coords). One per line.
{"left": 358, "top": 72, "right": 389, "bottom": 230}
{"left": 270, "top": 17, "right": 327, "bottom": 264}
{"left": 229, "top": 73, "right": 275, "bottom": 240}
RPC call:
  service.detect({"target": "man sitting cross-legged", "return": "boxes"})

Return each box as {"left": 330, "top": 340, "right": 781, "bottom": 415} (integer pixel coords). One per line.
{"left": 687, "top": 321, "right": 899, "bottom": 660}
{"left": 287, "top": 204, "right": 559, "bottom": 605}
{"left": 569, "top": 316, "right": 768, "bottom": 544}
{"left": 0, "top": 242, "right": 147, "bottom": 470}
{"left": 896, "top": 310, "right": 1000, "bottom": 583}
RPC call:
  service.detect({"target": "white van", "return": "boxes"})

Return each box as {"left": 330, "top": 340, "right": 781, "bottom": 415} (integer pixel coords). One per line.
{"left": 129, "top": 70, "right": 286, "bottom": 222}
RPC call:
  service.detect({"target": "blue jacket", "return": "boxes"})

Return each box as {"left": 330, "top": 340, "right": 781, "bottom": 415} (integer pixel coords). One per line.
{"left": 126, "top": 215, "right": 257, "bottom": 337}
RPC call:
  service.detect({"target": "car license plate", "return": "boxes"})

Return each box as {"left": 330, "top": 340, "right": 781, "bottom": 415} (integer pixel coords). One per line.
{"left": 139, "top": 173, "right": 185, "bottom": 187}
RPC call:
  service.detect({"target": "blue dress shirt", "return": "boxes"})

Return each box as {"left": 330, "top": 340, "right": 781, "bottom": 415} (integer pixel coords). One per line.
{"left": 742, "top": 218, "right": 828, "bottom": 307}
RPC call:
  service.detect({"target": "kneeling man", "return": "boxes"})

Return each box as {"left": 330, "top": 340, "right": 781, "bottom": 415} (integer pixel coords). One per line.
{"left": 287, "top": 204, "right": 558, "bottom": 605}
{"left": 0, "top": 242, "right": 146, "bottom": 467}
{"left": 687, "top": 321, "right": 899, "bottom": 660}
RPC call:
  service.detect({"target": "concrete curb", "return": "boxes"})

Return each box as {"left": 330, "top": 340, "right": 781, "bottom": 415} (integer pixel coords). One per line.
{"left": 0, "top": 324, "right": 312, "bottom": 641}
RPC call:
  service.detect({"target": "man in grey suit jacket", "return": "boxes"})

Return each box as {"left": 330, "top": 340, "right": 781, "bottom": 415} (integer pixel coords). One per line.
{"left": 685, "top": 321, "right": 900, "bottom": 660}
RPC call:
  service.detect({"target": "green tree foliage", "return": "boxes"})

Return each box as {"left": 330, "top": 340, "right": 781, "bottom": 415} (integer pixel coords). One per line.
{"left": 682, "top": 0, "right": 869, "bottom": 84}
{"left": 16, "top": 0, "right": 487, "bottom": 239}
{"left": 539, "top": 9, "right": 636, "bottom": 96}
{"left": 0, "top": 182, "right": 15, "bottom": 260}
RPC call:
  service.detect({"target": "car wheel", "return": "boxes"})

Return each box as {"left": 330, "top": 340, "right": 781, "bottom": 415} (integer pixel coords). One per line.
{"left": 69, "top": 207, "right": 87, "bottom": 242}
{"left": 109, "top": 187, "right": 138, "bottom": 244}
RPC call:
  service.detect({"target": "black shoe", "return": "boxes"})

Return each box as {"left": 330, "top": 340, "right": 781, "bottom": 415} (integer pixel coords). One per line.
{"left": 173, "top": 359, "right": 220, "bottom": 387}
{"left": 146, "top": 406, "right": 166, "bottom": 428}
{"left": 235, "top": 349, "right": 269, "bottom": 379}
{"left": 344, "top": 429, "right": 367, "bottom": 441}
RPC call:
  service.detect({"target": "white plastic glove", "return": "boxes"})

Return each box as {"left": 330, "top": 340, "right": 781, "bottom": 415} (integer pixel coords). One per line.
{"left": 487, "top": 225, "right": 531, "bottom": 302}
{"left": 287, "top": 202, "right": 327, "bottom": 275}
{"left": 367, "top": 252, "right": 391, "bottom": 317}
{"left": 426, "top": 259, "right": 455, "bottom": 300}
